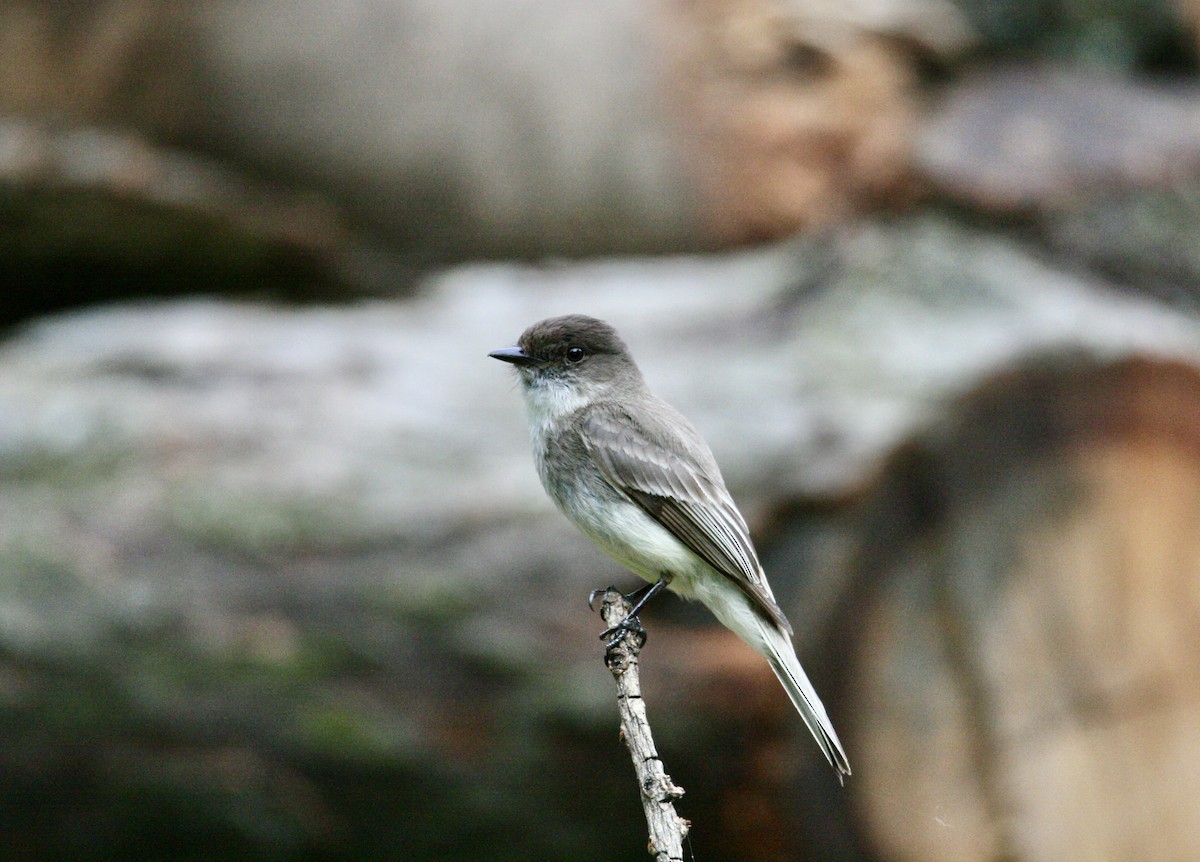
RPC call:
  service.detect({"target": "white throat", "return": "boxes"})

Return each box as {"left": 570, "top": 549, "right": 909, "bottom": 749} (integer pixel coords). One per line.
{"left": 521, "top": 375, "right": 593, "bottom": 435}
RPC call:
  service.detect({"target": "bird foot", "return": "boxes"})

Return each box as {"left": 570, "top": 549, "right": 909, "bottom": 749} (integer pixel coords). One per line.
{"left": 599, "top": 613, "right": 647, "bottom": 649}
{"left": 588, "top": 585, "right": 649, "bottom": 648}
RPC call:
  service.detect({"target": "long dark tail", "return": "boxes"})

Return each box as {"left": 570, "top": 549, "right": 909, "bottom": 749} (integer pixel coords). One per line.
{"left": 761, "top": 622, "right": 851, "bottom": 781}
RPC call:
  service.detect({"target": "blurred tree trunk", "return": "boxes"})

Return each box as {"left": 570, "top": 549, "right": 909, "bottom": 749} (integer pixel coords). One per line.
{"left": 842, "top": 355, "right": 1200, "bottom": 861}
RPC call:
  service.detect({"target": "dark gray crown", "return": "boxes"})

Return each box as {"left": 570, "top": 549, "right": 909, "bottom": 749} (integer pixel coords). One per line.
{"left": 518, "top": 315, "right": 632, "bottom": 364}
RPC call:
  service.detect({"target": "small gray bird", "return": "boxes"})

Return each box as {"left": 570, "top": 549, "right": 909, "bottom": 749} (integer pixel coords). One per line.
{"left": 489, "top": 314, "right": 850, "bottom": 779}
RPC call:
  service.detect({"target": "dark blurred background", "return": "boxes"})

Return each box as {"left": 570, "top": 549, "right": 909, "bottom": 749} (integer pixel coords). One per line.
{"left": 4, "top": 1, "right": 1200, "bottom": 860}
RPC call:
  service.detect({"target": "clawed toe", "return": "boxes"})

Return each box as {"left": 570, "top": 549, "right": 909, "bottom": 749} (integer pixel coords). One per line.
{"left": 587, "top": 587, "right": 613, "bottom": 611}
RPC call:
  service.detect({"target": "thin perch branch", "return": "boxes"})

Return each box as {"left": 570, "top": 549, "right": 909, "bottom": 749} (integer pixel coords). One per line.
{"left": 596, "top": 588, "right": 690, "bottom": 862}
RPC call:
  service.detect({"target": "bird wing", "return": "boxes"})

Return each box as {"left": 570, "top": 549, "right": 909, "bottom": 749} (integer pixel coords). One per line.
{"left": 580, "top": 402, "right": 793, "bottom": 634}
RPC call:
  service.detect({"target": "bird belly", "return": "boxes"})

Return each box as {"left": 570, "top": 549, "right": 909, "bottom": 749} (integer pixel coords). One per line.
{"left": 551, "top": 483, "right": 770, "bottom": 651}
{"left": 563, "top": 488, "right": 699, "bottom": 583}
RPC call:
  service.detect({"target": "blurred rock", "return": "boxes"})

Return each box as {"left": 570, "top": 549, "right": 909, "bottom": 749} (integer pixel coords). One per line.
{"left": 1038, "top": 179, "right": 1200, "bottom": 306}
{"left": 917, "top": 65, "right": 1200, "bottom": 210}
{"left": 2, "top": 214, "right": 1199, "bottom": 859}
{"left": 190, "top": 0, "right": 698, "bottom": 257}
{"left": 916, "top": 64, "right": 1200, "bottom": 307}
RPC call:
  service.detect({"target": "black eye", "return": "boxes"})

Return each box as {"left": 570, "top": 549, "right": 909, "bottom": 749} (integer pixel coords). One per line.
{"left": 565, "top": 346, "right": 585, "bottom": 364}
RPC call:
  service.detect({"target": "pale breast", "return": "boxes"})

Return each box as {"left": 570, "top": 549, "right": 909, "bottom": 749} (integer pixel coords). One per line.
{"left": 533, "top": 421, "right": 706, "bottom": 585}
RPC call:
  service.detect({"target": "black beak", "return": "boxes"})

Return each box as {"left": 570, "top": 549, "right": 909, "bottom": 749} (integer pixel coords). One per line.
{"left": 488, "top": 345, "right": 540, "bottom": 366}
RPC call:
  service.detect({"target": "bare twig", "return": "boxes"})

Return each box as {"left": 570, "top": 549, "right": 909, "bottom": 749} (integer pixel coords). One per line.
{"left": 595, "top": 588, "right": 690, "bottom": 861}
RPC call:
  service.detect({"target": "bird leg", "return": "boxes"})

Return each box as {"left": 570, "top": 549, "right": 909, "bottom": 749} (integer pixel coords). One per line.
{"left": 594, "top": 574, "right": 672, "bottom": 648}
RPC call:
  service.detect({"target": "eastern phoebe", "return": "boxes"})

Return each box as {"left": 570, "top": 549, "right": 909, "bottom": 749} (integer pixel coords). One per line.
{"left": 489, "top": 315, "right": 850, "bottom": 779}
